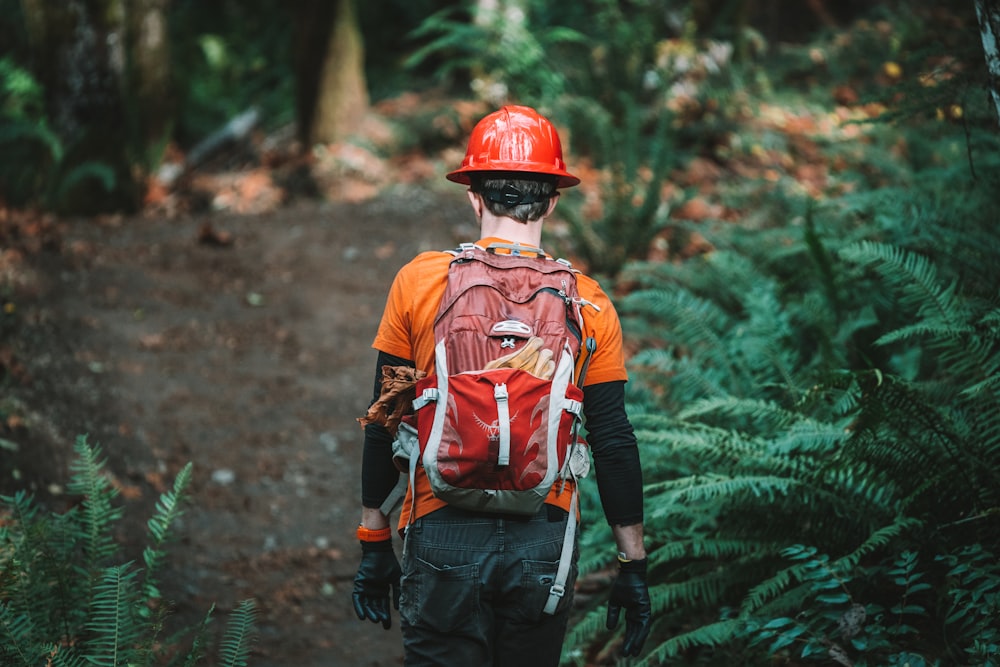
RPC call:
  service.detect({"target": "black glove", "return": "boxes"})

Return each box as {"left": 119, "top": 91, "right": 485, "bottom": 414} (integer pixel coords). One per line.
{"left": 352, "top": 539, "right": 402, "bottom": 629}
{"left": 606, "top": 557, "right": 652, "bottom": 657}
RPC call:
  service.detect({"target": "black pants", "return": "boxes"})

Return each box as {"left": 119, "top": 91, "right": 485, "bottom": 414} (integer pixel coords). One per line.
{"left": 399, "top": 504, "right": 577, "bottom": 667}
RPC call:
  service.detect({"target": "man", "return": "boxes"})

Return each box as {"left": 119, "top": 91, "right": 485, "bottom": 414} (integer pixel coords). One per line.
{"left": 353, "top": 105, "right": 651, "bottom": 666}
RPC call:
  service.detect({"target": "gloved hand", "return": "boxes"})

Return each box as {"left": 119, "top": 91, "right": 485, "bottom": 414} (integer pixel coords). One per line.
{"left": 352, "top": 538, "right": 402, "bottom": 629}
{"left": 606, "top": 557, "right": 652, "bottom": 657}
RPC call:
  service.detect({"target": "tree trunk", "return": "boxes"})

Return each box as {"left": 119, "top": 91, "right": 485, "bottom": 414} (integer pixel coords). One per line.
{"left": 307, "top": 0, "right": 368, "bottom": 145}
{"left": 19, "top": 0, "right": 144, "bottom": 213}
{"left": 974, "top": 0, "right": 1000, "bottom": 125}
{"left": 126, "top": 0, "right": 173, "bottom": 166}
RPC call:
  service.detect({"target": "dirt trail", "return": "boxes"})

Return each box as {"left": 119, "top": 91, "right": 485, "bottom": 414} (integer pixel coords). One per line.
{"left": 7, "top": 189, "right": 474, "bottom": 666}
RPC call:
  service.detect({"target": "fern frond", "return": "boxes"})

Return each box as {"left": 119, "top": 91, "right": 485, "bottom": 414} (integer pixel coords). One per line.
{"left": 621, "top": 288, "right": 734, "bottom": 363}
{"left": 218, "top": 599, "right": 257, "bottom": 667}
{"left": 561, "top": 604, "right": 613, "bottom": 665}
{"left": 646, "top": 474, "right": 800, "bottom": 505}
{"left": 771, "top": 419, "right": 850, "bottom": 455}
{"left": 838, "top": 241, "right": 994, "bottom": 391}
{"left": 84, "top": 563, "right": 142, "bottom": 667}
{"left": 180, "top": 604, "right": 216, "bottom": 667}
{"left": 653, "top": 538, "right": 774, "bottom": 565}
{"left": 0, "top": 601, "right": 43, "bottom": 667}
{"left": 835, "top": 515, "right": 925, "bottom": 573}
{"left": 2, "top": 489, "right": 86, "bottom": 645}
{"left": 46, "top": 644, "right": 88, "bottom": 667}
{"left": 0, "top": 119, "right": 63, "bottom": 161}
{"left": 678, "top": 396, "right": 798, "bottom": 428}
{"left": 638, "top": 619, "right": 744, "bottom": 665}
{"left": 629, "top": 349, "right": 732, "bottom": 405}
{"left": 67, "top": 436, "right": 123, "bottom": 568}
{"left": 142, "top": 462, "right": 193, "bottom": 602}
{"left": 740, "top": 561, "right": 816, "bottom": 616}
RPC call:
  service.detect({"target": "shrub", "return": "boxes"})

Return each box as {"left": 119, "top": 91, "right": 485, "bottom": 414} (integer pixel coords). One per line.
{"left": 0, "top": 435, "right": 257, "bottom": 666}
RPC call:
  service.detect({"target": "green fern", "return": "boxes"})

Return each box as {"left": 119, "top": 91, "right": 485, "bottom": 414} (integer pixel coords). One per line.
{"left": 84, "top": 563, "right": 143, "bottom": 667}
{"left": 66, "top": 435, "right": 124, "bottom": 570}
{"left": 640, "top": 619, "right": 745, "bottom": 665}
{"left": 142, "top": 462, "right": 193, "bottom": 601}
{"left": 218, "top": 599, "right": 258, "bottom": 667}
{"left": 0, "top": 436, "right": 257, "bottom": 666}
{"left": 0, "top": 601, "right": 44, "bottom": 667}
{"left": 181, "top": 605, "right": 217, "bottom": 667}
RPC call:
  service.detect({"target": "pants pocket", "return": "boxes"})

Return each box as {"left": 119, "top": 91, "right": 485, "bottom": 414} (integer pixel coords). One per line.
{"left": 400, "top": 556, "right": 480, "bottom": 633}
{"left": 516, "top": 558, "right": 577, "bottom": 621}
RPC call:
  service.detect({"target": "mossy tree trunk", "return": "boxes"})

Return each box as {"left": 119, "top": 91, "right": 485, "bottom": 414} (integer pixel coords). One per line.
{"left": 974, "top": 0, "right": 1000, "bottom": 125}
{"left": 19, "top": 0, "right": 170, "bottom": 214}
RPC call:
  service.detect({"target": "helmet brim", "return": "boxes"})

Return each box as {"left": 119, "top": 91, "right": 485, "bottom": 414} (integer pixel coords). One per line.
{"left": 446, "top": 165, "right": 580, "bottom": 189}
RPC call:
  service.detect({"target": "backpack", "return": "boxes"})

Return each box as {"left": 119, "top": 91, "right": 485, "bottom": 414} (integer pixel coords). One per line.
{"left": 376, "top": 243, "right": 596, "bottom": 614}
{"left": 407, "top": 242, "right": 596, "bottom": 515}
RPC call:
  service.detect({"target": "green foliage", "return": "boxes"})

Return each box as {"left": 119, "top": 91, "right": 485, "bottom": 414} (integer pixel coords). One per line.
{"left": 0, "top": 435, "right": 256, "bottom": 666}
{"left": 0, "top": 57, "right": 122, "bottom": 211}
{"left": 404, "top": 3, "right": 586, "bottom": 105}
{"left": 563, "top": 45, "right": 1000, "bottom": 662}
{"left": 743, "top": 545, "right": 999, "bottom": 665}
{"left": 218, "top": 600, "right": 258, "bottom": 667}
{"left": 556, "top": 96, "right": 678, "bottom": 279}
{"left": 168, "top": 0, "right": 295, "bottom": 144}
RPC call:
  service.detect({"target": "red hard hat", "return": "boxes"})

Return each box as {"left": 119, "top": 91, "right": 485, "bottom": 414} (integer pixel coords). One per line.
{"left": 447, "top": 105, "right": 580, "bottom": 188}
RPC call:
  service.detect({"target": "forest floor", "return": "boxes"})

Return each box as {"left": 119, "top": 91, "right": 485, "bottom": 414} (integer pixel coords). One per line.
{"left": 0, "top": 123, "right": 485, "bottom": 665}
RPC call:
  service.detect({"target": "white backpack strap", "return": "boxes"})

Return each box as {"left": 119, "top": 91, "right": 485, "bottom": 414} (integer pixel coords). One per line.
{"left": 406, "top": 433, "right": 420, "bottom": 526}
{"left": 543, "top": 486, "right": 578, "bottom": 615}
{"left": 379, "top": 476, "right": 408, "bottom": 517}
{"left": 380, "top": 421, "right": 419, "bottom": 516}
{"left": 494, "top": 382, "right": 511, "bottom": 466}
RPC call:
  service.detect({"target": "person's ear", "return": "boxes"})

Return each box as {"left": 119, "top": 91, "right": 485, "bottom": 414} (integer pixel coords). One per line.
{"left": 466, "top": 189, "right": 483, "bottom": 218}
{"left": 544, "top": 191, "right": 560, "bottom": 218}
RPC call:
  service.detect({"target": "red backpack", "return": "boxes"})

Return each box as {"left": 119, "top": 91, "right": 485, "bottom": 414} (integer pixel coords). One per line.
{"left": 410, "top": 242, "right": 596, "bottom": 515}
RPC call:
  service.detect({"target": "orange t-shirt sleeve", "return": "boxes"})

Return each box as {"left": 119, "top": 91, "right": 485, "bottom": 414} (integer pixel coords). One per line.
{"left": 576, "top": 274, "right": 629, "bottom": 386}
{"left": 372, "top": 266, "right": 415, "bottom": 360}
{"left": 372, "top": 252, "right": 451, "bottom": 371}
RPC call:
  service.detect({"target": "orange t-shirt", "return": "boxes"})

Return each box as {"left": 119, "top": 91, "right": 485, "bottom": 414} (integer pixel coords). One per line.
{"left": 372, "top": 238, "right": 628, "bottom": 529}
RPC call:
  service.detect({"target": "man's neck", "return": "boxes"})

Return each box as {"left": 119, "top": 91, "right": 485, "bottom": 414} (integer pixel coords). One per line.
{"left": 479, "top": 213, "right": 543, "bottom": 248}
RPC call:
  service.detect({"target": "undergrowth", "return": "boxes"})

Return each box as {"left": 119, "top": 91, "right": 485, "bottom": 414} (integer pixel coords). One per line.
{"left": 0, "top": 435, "right": 257, "bottom": 666}
{"left": 552, "top": 3, "right": 1000, "bottom": 665}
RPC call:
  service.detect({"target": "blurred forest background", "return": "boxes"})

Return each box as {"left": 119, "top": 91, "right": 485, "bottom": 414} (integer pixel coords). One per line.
{"left": 2, "top": 0, "right": 1000, "bottom": 666}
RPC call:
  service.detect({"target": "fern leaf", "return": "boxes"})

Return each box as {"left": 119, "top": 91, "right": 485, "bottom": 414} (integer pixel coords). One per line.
{"left": 741, "top": 561, "right": 815, "bottom": 615}
{"left": 829, "top": 515, "right": 924, "bottom": 573}
{"left": 653, "top": 538, "right": 771, "bottom": 565}
{"left": 0, "top": 120, "right": 63, "bottom": 161}
{"left": 0, "top": 601, "right": 43, "bottom": 667}
{"left": 839, "top": 241, "right": 972, "bottom": 347}
{"left": 218, "top": 599, "right": 257, "bottom": 667}
{"left": 67, "top": 436, "right": 123, "bottom": 568}
{"left": 84, "top": 563, "right": 142, "bottom": 667}
{"left": 646, "top": 474, "right": 799, "bottom": 504}
{"left": 51, "top": 162, "right": 116, "bottom": 203}
{"left": 180, "top": 604, "right": 216, "bottom": 667}
{"left": 46, "top": 644, "right": 89, "bottom": 667}
{"left": 142, "top": 462, "right": 193, "bottom": 602}
{"left": 638, "top": 619, "right": 744, "bottom": 665}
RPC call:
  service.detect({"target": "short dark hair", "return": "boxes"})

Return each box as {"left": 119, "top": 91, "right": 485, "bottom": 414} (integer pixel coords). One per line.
{"left": 469, "top": 173, "right": 558, "bottom": 223}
